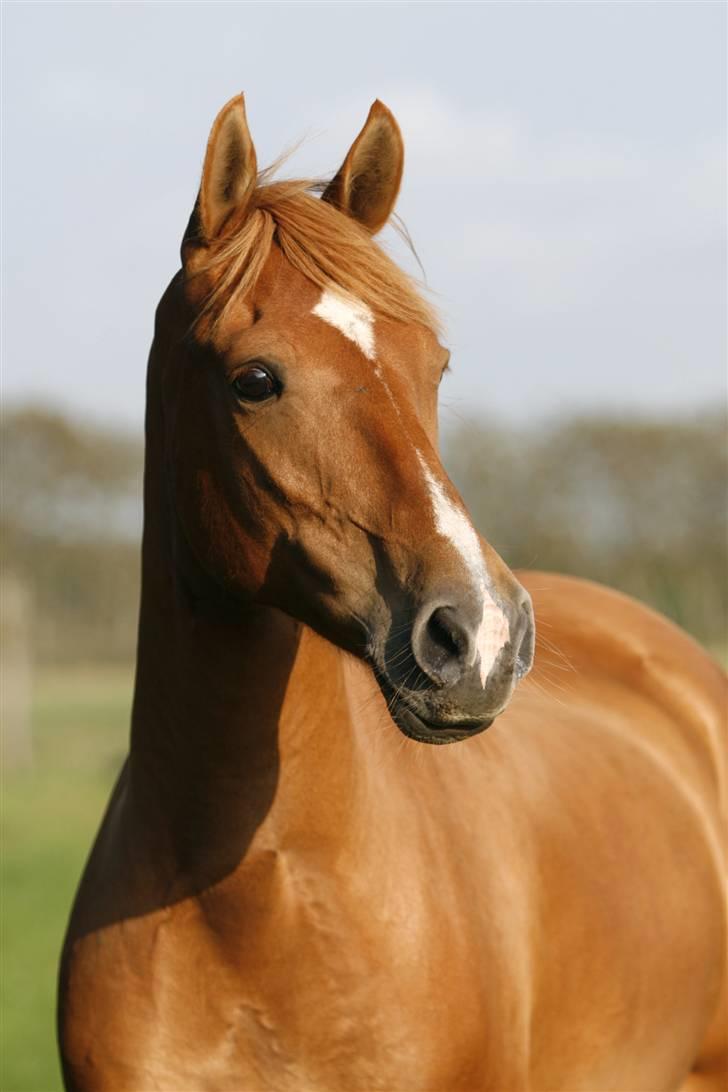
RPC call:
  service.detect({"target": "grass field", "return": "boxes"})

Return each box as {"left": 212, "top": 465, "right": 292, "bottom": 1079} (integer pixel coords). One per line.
{"left": 1, "top": 667, "right": 133, "bottom": 1092}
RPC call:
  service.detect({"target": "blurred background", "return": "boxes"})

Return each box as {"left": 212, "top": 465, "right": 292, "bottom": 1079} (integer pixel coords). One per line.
{"left": 2, "top": 3, "right": 726, "bottom": 1089}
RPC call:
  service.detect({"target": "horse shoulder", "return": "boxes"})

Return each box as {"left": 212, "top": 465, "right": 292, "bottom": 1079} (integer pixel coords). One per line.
{"left": 509, "top": 570, "right": 727, "bottom": 1090}
{"left": 519, "top": 569, "right": 727, "bottom": 810}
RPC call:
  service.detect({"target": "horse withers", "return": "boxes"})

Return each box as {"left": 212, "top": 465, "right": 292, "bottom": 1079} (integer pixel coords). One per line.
{"left": 58, "top": 96, "right": 727, "bottom": 1091}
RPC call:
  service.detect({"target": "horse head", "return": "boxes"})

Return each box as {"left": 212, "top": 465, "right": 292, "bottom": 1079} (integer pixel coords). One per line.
{"left": 153, "top": 94, "right": 534, "bottom": 744}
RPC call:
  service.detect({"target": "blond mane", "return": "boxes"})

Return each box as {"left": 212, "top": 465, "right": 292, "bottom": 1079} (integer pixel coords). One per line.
{"left": 193, "top": 171, "right": 439, "bottom": 333}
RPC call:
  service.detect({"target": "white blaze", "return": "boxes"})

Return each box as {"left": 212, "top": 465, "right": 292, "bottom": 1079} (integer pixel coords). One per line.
{"left": 312, "top": 288, "right": 376, "bottom": 361}
{"left": 417, "top": 452, "right": 510, "bottom": 685}
{"left": 310, "top": 288, "right": 508, "bottom": 683}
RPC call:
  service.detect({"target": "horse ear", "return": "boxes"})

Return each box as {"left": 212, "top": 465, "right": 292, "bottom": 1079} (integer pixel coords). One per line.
{"left": 191, "top": 94, "right": 258, "bottom": 244}
{"left": 322, "top": 100, "right": 404, "bottom": 234}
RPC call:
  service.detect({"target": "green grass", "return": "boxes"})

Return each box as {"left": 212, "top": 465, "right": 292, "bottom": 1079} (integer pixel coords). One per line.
{"left": 1, "top": 667, "right": 133, "bottom": 1092}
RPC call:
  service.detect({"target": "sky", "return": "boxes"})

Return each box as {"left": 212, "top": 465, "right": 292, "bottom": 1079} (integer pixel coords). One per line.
{"left": 2, "top": 1, "right": 726, "bottom": 436}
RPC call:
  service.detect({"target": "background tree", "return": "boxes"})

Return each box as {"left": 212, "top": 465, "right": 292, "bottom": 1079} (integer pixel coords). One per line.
{"left": 1, "top": 405, "right": 725, "bottom": 663}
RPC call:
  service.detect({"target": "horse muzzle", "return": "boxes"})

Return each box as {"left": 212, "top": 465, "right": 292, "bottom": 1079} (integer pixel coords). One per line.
{"left": 373, "top": 584, "right": 535, "bottom": 745}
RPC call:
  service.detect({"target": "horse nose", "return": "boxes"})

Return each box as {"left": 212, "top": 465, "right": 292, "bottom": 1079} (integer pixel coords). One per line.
{"left": 412, "top": 589, "right": 535, "bottom": 691}
{"left": 412, "top": 603, "right": 478, "bottom": 688}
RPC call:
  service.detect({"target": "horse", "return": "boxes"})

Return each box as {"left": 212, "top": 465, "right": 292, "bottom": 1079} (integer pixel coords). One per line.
{"left": 58, "top": 95, "right": 727, "bottom": 1092}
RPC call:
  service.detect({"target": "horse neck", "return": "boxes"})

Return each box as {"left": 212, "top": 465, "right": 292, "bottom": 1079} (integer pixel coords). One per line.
{"left": 128, "top": 413, "right": 370, "bottom": 881}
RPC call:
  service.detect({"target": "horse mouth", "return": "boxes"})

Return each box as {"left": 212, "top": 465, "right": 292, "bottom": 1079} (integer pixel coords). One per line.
{"left": 372, "top": 667, "right": 494, "bottom": 746}
{"left": 392, "top": 704, "right": 494, "bottom": 745}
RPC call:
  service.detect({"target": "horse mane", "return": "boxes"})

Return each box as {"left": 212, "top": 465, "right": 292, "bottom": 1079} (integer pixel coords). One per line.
{"left": 192, "top": 166, "right": 440, "bottom": 334}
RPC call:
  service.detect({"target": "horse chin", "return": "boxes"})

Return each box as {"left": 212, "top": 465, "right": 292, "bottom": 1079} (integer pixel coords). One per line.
{"left": 372, "top": 666, "right": 495, "bottom": 746}
{"left": 393, "top": 704, "right": 494, "bottom": 746}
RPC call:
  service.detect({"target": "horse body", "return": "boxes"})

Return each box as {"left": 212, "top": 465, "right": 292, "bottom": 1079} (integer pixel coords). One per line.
{"left": 59, "top": 97, "right": 727, "bottom": 1091}
{"left": 60, "top": 576, "right": 726, "bottom": 1091}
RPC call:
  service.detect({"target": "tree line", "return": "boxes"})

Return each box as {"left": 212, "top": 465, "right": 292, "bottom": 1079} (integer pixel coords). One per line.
{"left": 446, "top": 413, "right": 726, "bottom": 651}
{"left": 1, "top": 405, "right": 725, "bottom": 664}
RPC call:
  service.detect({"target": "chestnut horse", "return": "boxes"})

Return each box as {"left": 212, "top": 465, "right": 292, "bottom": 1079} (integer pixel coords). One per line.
{"left": 59, "top": 96, "right": 726, "bottom": 1091}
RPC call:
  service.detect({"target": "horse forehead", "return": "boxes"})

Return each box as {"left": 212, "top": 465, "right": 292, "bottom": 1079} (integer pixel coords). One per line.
{"left": 307, "top": 287, "right": 434, "bottom": 365}
{"left": 252, "top": 254, "right": 436, "bottom": 364}
{"left": 311, "top": 289, "right": 376, "bottom": 361}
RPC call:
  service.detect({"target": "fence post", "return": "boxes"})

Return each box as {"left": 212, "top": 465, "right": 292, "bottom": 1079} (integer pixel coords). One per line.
{"left": 1, "top": 574, "right": 33, "bottom": 771}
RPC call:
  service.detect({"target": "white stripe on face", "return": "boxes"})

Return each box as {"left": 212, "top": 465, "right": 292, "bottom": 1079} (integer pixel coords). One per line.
{"left": 417, "top": 453, "right": 510, "bottom": 685}
{"left": 310, "top": 289, "right": 507, "bottom": 681}
{"left": 312, "top": 288, "right": 376, "bottom": 361}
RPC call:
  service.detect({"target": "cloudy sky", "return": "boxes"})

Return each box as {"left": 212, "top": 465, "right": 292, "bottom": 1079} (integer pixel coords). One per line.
{"left": 3, "top": 1, "right": 726, "bottom": 434}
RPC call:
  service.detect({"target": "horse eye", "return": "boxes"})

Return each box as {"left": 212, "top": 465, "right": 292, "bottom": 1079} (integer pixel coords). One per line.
{"left": 232, "top": 365, "right": 279, "bottom": 403}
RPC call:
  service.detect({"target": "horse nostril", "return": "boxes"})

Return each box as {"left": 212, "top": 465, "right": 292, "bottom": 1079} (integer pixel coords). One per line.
{"left": 414, "top": 605, "right": 474, "bottom": 688}
{"left": 428, "top": 609, "right": 465, "bottom": 660}
{"left": 513, "top": 597, "right": 535, "bottom": 679}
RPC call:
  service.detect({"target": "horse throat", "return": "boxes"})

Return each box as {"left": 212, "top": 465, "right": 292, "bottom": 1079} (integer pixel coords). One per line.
{"left": 129, "top": 514, "right": 369, "bottom": 897}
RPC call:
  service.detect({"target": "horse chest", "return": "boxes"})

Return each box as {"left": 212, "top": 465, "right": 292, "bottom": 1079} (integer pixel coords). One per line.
{"left": 62, "top": 757, "right": 723, "bottom": 1092}
{"left": 169, "top": 847, "right": 533, "bottom": 1090}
